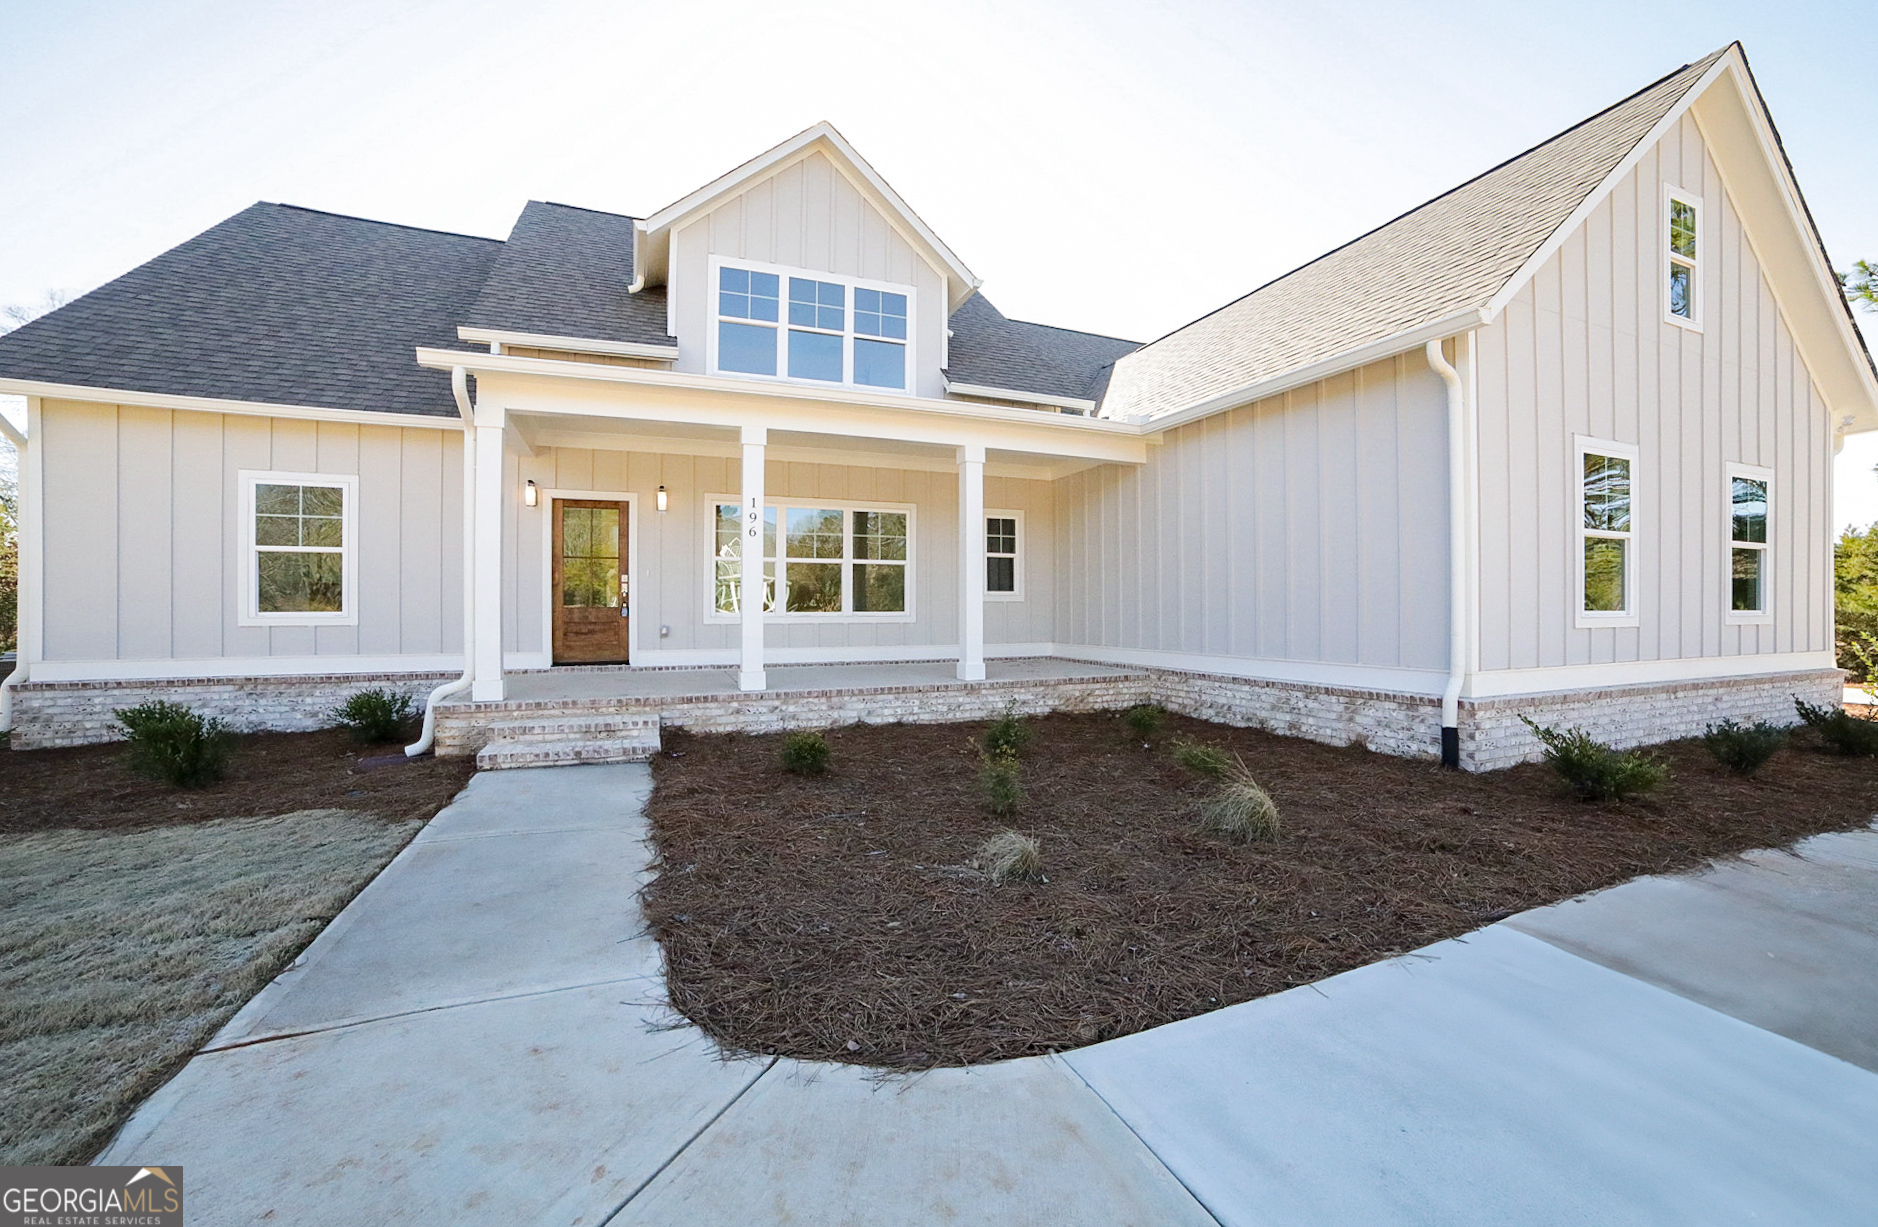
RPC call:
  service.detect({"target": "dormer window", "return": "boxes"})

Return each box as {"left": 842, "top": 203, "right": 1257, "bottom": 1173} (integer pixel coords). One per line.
{"left": 710, "top": 259, "right": 912, "bottom": 392}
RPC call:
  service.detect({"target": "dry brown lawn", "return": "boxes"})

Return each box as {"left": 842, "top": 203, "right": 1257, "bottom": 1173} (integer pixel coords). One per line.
{"left": 0, "top": 728, "right": 474, "bottom": 1165}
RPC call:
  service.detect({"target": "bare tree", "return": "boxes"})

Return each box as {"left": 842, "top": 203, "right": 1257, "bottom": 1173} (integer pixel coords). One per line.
{"left": 0, "top": 290, "right": 71, "bottom": 334}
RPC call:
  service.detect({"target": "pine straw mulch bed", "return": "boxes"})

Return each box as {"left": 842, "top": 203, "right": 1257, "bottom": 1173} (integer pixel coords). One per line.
{"left": 0, "top": 727, "right": 477, "bottom": 835}
{"left": 644, "top": 710, "right": 1878, "bottom": 1069}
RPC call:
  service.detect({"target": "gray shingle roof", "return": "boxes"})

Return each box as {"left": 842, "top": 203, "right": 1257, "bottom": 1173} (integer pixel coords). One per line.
{"left": 945, "top": 292, "right": 1140, "bottom": 402}
{"left": 0, "top": 203, "right": 499, "bottom": 417}
{"left": 1101, "top": 47, "right": 1732, "bottom": 421}
{"left": 460, "top": 201, "right": 670, "bottom": 346}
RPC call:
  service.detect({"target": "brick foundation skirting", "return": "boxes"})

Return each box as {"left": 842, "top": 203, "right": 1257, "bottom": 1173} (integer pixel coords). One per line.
{"left": 8, "top": 671, "right": 456, "bottom": 751}
{"left": 432, "top": 672, "right": 1157, "bottom": 757}
{"left": 7, "top": 661, "right": 1847, "bottom": 773}
{"left": 1459, "top": 668, "right": 1844, "bottom": 771}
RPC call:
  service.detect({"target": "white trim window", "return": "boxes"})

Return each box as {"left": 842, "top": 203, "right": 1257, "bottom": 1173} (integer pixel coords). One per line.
{"left": 985, "top": 510, "right": 1023, "bottom": 601}
{"left": 240, "top": 470, "right": 357, "bottom": 625}
{"left": 708, "top": 256, "right": 914, "bottom": 393}
{"left": 1727, "top": 464, "right": 1773, "bottom": 621}
{"left": 1665, "top": 187, "right": 1702, "bottom": 329}
{"left": 711, "top": 499, "right": 914, "bottom": 619}
{"left": 1576, "top": 438, "right": 1638, "bottom": 627}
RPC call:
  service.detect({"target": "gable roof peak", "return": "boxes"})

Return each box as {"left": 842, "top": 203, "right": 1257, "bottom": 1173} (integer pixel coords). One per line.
{"left": 637, "top": 121, "right": 980, "bottom": 311}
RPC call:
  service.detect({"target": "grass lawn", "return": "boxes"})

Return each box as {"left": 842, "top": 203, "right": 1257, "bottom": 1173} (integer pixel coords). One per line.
{"left": 645, "top": 710, "right": 1878, "bottom": 1069}
{"left": 0, "top": 729, "right": 475, "bottom": 1165}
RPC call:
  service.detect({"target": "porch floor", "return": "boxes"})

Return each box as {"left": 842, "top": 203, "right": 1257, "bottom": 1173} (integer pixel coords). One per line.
{"left": 492, "top": 656, "right": 1139, "bottom": 704}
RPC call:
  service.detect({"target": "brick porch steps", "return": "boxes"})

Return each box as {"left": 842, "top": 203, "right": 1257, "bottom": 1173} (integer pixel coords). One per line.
{"left": 473, "top": 713, "right": 662, "bottom": 770}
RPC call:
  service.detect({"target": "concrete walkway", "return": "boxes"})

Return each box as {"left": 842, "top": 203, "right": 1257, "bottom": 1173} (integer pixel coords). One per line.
{"left": 100, "top": 766, "right": 1878, "bottom": 1225}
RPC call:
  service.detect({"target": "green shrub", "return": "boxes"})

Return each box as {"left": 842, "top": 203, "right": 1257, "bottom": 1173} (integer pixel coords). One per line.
{"left": 115, "top": 701, "right": 232, "bottom": 788}
{"left": 982, "top": 745, "right": 1023, "bottom": 817}
{"left": 1171, "top": 737, "right": 1232, "bottom": 780}
{"left": 1518, "top": 715, "right": 1667, "bottom": 800}
{"left": 331, "top": 687, "right": 416, "bottom": 744}
{"left": 975, "top": 830, "right": 1043, "bottom": 884}
{"left": 1701, "top": 719, "right": 1789, "bottom": 775}
{"left": 983, "top": 704, "right": 1033, "bottom": 758}
{"left": 1198, "top": 756, "right": 1280, "bottom": 843}
{"left": 781, "top": 730, "right": 831, "bottom": 776}
{"left": 1122, "top": 704, "right": 1166, "bottom": 741}
{"left": 1794, "top": 697, "right": 1878, "bottom": 756}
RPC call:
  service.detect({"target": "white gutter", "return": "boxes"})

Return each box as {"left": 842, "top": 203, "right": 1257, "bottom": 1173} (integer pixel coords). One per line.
{"left": 406, "top": 366, "right": 477, "bottom": 756}
{"left": 0, "top": 410, "right": 25, "bottom": 733}
{"left": 454, "top": 327, "right": 677, "bottom": 361}
{"left": 1425, "top": 338, "right": 1469, "bottom": 768}
{"left": 943, "top": 380, "right": 1097, "bottom": 413}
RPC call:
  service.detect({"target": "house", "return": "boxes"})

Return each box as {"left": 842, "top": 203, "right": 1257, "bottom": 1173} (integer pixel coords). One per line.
{"left": 0, "top": 42, "right": 1868, "bottom": 770}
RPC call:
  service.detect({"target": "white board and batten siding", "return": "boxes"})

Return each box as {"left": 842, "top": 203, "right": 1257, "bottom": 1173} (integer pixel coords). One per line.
{"left": 38, "top": 400, "right": 463, "bottom": 668}
{"left": 505, "top": 446, "right": 1057, "bottom": 660}
{"left": 1055, "top": 352, "right": 1452, "bottom": 676}
{"left": 668, "top": 150, "right": 950, "bottom": 398}
{"left": 1474, "top": 113, "right": 1834, "bottom": 675}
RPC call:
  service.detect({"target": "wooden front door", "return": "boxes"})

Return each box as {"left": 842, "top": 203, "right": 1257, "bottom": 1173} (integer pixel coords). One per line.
{"left": 552, "top": 499, "right": 630, "bottom": 664}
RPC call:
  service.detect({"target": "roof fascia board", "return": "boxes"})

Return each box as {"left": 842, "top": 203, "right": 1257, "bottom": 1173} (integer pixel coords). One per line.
{"left": 1691, "top": 60, "right": 1878, "bottom": 429}
{"left": 456, "top": 327, "right": 679, "bottom": 360}
{"left": 943, "top": 381, "right": 1097, "bottom": 412}
{"left": 419, "top": 347, "right": 1147, "bottom": 464}
{"left": 0, "top": 377, "right": 461, "bottom": 430}
{"left": 1132, "top": 308, "right": 1490, "bottom": 433}
{"left": 642, "top": 123, "right": 980, "bottom": 308}
{"left": 1482, "top": 52, "right": 1734, "bottom": 320}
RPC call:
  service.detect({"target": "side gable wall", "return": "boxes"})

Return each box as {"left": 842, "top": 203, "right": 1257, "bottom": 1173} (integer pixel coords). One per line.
{"left": 1473, "top": 112, "right": 1835, "bottom": 675}
{"left": 1054, "top": 351, "right": 1452, "bottom": 680}
{"left": 668, "top": 150, "right": 949, "bottom": 398}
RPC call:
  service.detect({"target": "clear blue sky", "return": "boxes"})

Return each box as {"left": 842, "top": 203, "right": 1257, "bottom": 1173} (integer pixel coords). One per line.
{"left": 3, "top": 0, "right": 1874, "bottom": 519}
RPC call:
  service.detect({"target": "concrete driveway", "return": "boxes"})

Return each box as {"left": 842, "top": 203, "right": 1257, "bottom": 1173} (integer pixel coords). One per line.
{"left": 100, "top": 765, "right": 1878, "bottom": 1225}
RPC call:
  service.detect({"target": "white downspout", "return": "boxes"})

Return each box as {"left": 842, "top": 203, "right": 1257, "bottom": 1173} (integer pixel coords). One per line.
{"left": 0, "top": 410, "right": 27, "bottom": 733}
{"left": 405, "top": 366, "right": 477, "bottom": 756}
{"left": 1426, "top": 338, "right": 1468, "bottom": 769}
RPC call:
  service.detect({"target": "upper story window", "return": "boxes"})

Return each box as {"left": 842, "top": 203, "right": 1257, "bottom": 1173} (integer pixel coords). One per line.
{"left": 711, "top": 259, "right": 913, "bottom": 393}
{"left": 1576, "top": 437, "right": 1638, "bottom": 627}
{"left": 1665, "top": 189, "right": 1701, "bottom": 328}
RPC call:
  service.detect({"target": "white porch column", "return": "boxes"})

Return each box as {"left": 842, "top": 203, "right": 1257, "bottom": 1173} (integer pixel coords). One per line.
{"left": 471, "top": 404, "right": 507, "bottom": 701}
{"left": 739, "top": 425, "right": 767, "bottom": 692}
{"left": 957, "top": 442, "right": 986, "bottom": 682}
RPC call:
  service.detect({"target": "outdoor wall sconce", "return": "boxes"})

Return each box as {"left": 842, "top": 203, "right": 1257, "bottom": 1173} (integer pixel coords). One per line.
{"left": 656, "top": 485, "right": 668, "bottom": 513}
{"left": 524, "top": 479, "right": 538, "bottom": 507}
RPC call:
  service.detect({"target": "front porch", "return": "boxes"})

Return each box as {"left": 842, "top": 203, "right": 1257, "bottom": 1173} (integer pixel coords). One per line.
{"left": 431, "top": 657, "right": 1151, "bottom": 765}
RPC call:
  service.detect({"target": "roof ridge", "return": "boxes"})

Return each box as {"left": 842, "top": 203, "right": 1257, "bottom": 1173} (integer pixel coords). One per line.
{"left": 996, "top": 312, "right": 1141, "bottom": 348}
{"left": 1123, "top": 45, "right": 1731, "bottom": 355}
{"left": 266, "top": 202, "right": 504, "bottom": 244}
{"left": 530, "top": 200, "right": 642, "bottom": 222}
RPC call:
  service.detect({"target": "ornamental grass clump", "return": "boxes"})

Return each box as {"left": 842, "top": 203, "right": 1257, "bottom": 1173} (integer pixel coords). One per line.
{"left": 1519, "top": 715, "right": 1667, "bottom": 801}
{"left": 1198, "top": 756, "right": 1281, "bottom": 843}
{"left": 1701, "top": 719, "right": 1789, "bottom": 776}
{"left": 1122, "top": 704, "right": 1166, "bottom": 741}
{"left": 1793, "top": 698, "right": 1878, "bottom": 757}
{"left": 981, "top": 745, "right": 1023, "bottom": 817}
{"left": 114, "top": 701, "right": 233, "bottom": 788}
{"left": 983, "top": 704, "right": 1033, "bottom": 759}
{"left": 781, "top": 730, "right": 831, "bottom": 776}
{"left": 975, "top": 829, "right": 1044, "bottom": 884}
{"left": 331, "top": 687, "right": 416, "bottom": 744}
{"left": 1170, "top": 737, "right": 1232, "bottom": 780}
